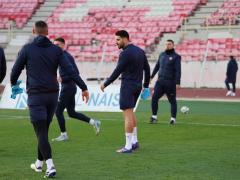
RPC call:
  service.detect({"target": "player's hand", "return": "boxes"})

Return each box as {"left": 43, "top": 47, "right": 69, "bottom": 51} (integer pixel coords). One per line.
{"left": 150, "top": 78, "right": 153, "bottom": 84}
{"left": 176, "top": 84, "right": 181, "bottom": 90}
{"left": 57, "top": 77, "right": 62, "bottom": 83}
{"left": 100, "top": 84, "right": 105, "bottom": 92}
{"left": 82, "top": 90, "right": 89, "bottom": 103}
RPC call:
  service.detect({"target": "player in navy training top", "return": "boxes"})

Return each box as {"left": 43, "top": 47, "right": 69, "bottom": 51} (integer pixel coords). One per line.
{"left": 101, "top": 30, "right": 150, "bottom": 153}
{"left": 52, "top": 37, "right": 101, "bottom": 142}
{"left": 10, "top": 21, "right": 89, "bottom": 178}
{"left": 0, "top": 47, "right": 6, "bottom": 83}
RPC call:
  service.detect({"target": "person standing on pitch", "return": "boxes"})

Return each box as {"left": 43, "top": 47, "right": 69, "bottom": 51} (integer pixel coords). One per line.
{"left": 225, "top": 56, "right": 238, "bottom": 96}
{"left": 0, "top": 47, "right": 6, "bottom": 83}
{"left": 101, "top": 30, "right": 150, "bottom": 153}
{"left": 150, "top": 39, "right": 181, "bottom": 125}
{"left": 52, "top": 37, "right": 101, "bottom": 142}
{"left": 10, "top": 21, "right": 89, "bottom": 178}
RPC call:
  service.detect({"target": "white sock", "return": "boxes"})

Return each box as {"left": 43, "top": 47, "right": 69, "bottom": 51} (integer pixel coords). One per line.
{"left": 125, "top": 133, "right": 133, "bottom": 150}
{"left": 89, "top": 119, "right": 95, "bottom": 125}
{"left": 171, "top": 117, "right": 176, "bottom": 121}
{"left": 132, "top": 127, "right": 138, "bottom": 144}
{"left": 35, "top": 159, "right": 43, "bottom": 167}
{"left": 46, "top": 159, "right": 54, "bottom": 169}
{"left": 152, "top": 115, "right": 157, "bottom": 119}
{"left": 61, "top": 132, "right": 67, "bottom": 136}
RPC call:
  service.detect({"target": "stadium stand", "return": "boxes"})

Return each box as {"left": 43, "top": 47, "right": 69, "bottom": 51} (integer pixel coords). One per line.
{"left": 47, "top": 0, "right": 204, "bottom": 62}
{"left": 0, "top": 0, "right": 44, "bottom": 29}
{"left": 0, "top": 0, "right": 239, "bottom": 88}
{"left": 175, "top": 38, "right": 240, "bottom": 61}
{"left": 205, "top": 0, "right": 240, "bottom": 26}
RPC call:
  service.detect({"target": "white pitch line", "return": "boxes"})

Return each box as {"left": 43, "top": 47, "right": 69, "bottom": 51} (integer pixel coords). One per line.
{"left": 176, "top": 122, "right": 240, "bottom": 127}
{"left": 0, "top": 115, "right": 239, "bottom": 127}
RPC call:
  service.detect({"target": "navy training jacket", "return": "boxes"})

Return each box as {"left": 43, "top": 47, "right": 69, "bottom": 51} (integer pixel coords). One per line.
{"left": 0, "top": 47, "right": 6, "bottom": 83}
{"left": 11, "top": 35, "right": 86, "bottom": 94}
{"left": 59, "top": 50, "right": 87, "bottom": 90}
{"left": 151, "top": 49, "right": 181, "bottom": 85}
{"left": 226, "top": 58, "right": 238, "bottom": 82}
{"left": 104, "top": 44, "right": 150, "bottom": 88}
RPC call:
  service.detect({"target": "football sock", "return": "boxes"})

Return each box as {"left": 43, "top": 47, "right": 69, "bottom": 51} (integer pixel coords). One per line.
{"left": 125, "top": 133, "right": 133, "bottom": 150}
{"left": 171, "top": 117, "right": 176, "bottom": 121}
{"left": 132, "top": 127, "right": 138, "bottom": 144}
{"left": 152, "top": 115, "right": 157, "bottom": 119}
{"left": 61, "top": 132, "right": 67, "bottom": 136}
{"left": 89, "top": 119, "right": 95, "bottom": 125}
{"left": 36, "top": 159, "right": 43, "bottom": 167}
{"left": 46, "top": 159, "right": 54, "bottom": 169}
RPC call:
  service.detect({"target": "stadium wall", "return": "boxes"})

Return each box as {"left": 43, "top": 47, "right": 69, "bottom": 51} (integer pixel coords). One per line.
{"left": 4, "top": 61, "right": 240, "bottom": 88}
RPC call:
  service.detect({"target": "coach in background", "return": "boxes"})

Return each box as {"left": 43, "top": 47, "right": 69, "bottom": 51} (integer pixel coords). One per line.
{"left": 150, "top": 39, "right": 181, "bottom": 125}
{"left": 0, "top": 47, "right": 6, "bottom": 83}
{"left": 101, "top": 30, "right": 150, "bottom": 153}
{"left": 225, "top": 56, "right": 238, "bottom": 96}
{"left": 10, "top": 21, "right": 89, "bottom": 178}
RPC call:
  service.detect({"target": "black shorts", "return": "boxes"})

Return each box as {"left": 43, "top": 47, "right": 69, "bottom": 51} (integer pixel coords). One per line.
{"left": 119, "top": 82, "right": 142, "bottom": 110}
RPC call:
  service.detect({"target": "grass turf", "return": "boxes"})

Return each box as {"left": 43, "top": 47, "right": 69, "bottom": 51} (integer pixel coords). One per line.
{"left": 0, "top": 100, "right": 240, "bottom": 180}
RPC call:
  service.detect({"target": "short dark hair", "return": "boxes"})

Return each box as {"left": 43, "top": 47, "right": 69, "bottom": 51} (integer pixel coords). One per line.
{"left": 54, "top": 37, "right": 65, "bottom": 44}
{"left": 167, "top": 39, "right": 174, "bottom": 44}
{"left": 34, "top": 20, "right": 48, "bottom": 34}
{"left": 115, "top": 30, "right": 129, "bottom": 40}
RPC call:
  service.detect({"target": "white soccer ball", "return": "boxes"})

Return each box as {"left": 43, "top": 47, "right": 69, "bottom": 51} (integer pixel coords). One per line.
{"left": 180, "top": 106, "right": 189, "bottom": 114}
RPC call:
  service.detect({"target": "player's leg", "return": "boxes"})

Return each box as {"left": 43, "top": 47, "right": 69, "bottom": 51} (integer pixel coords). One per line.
{"left": 54, "top": 101, "right": 69, "bottom": 141}
{"left": 116, "top": 108, "right": 134, "bottom": 153}
{"left": 131, "top": 87, "right": 142, "bottom": 150}
{"left": 44, "top": 92, "right": 58, "bottom": 177}
{"left": 225, "top": 79, "right": 232, "bottom": 96}
{"left": 132, "top": 113, "right": 139, "bottom": 150}
{"left": 28, "top": 95, "right": 46, "bottom": 173}
{"left": 150, "top": 81, "right": 165, "bottom": 123}
{"left": 231, "top": 82, "right": 236, "bottom": 96}
{"left": 116, "top": 84, "right": 138, "bottom": 153}
{"left": 66, "top": 90, "right": 101, "bottom": 134}
{"left": 54, "top": 87, "right": 71, "bottom": 141}
{"left": 166, "top": 83, "right": 177, "bottom": 125}
{"left": 28, "top": 94, "right": 56, "bottom": 178}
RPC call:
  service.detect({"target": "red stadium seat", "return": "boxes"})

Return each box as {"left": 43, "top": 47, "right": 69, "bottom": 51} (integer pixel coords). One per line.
{"left": 46, "top": 0, "right": 202, "bottom": 62}
{"left": 176, "top": 38, "right": 240, "bottom": 61}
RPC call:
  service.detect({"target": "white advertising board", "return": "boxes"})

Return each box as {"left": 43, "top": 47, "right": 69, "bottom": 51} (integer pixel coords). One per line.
{"left": 0, "top": 84, "right": 123, "bottom": 112}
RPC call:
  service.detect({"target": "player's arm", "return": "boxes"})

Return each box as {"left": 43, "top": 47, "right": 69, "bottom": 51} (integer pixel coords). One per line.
{"left": 175, "top": 55, "right": 181, "bottom": 89}
{"left": 69, "top": 54, "right": 88, "bottom": 91}
{"left": 103, "top": 52, "right": 128, "bottom": 88}
{"left": 0, "top": 48, "right": 6, "bottom": 83}
{"left": 226, "top": 61, "right": 231, "bottom": 77}
{"left": 10, "top": 46, "right": 27, "bottom": 85}
{"left": 71, "top": 56, "right": 89, "bottom": 102}
{"left": 59, "top": 52, "right": 87, "bottom": 91}
{"left": 143, "top": 53, "right": 150, "bottom": 88}
{"left": 150, "top": 55, "right": 160, "bottom": 80}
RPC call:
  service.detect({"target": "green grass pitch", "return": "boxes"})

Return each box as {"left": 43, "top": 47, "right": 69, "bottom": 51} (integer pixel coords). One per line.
{"left": 0, "top": 100, "right": 240, "bottom": 180}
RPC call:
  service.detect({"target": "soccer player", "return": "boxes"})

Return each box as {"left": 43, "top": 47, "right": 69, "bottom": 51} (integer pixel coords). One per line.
{"left": 0, "top": 47, "right": 6, "bottom": 83}
{"left": 225, "top": 56, "right": 238, "bottom": 96}
{"left": 101, "top": 30, "right": 150, "bottom": 153}
{"left": 10, "top": 21, "right": 88, "bottom": 178}
{"left": 150, "top": 39, "right": 181, "bottom": 125}
{"left": 52, "top": 37, "right": 101, "bottom": 142}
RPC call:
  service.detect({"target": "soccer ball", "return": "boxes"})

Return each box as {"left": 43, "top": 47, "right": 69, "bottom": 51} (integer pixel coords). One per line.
{"left": 180, "top": 106, "right": 189, "bottom": 114}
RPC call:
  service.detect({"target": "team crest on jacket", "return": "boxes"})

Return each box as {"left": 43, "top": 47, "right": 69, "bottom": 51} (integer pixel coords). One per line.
{"left": 169, "top": 57, "right": 173, "bottom": 61}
